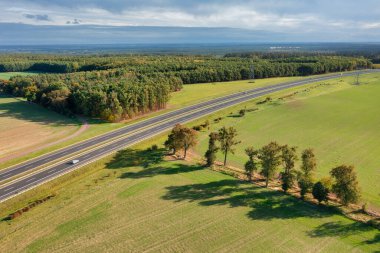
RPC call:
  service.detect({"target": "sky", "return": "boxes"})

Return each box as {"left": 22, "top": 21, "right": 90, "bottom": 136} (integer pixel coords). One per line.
{"left": 1, "top": 0, "right": 380, "bottom": 44}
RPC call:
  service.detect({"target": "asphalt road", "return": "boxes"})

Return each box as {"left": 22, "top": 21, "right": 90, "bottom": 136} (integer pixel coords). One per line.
{"left": 0, "top": 70, "right": 378, "bottom": 202}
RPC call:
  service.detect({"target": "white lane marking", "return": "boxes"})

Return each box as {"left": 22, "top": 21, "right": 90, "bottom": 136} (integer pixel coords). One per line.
{"left": 25, "top": 177, "right": 36, "bottom": 183}
{"left": 3, "top": 187, "right": 14, "bottom": 192}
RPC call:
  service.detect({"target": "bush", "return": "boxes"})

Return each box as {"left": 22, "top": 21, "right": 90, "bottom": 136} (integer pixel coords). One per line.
{"left": 214, "top": 117, "right": 223, "bottom": 123}
{"left": 192, "top": 125, "right": 203, "bottom": 131}
{"left": 312, "top": 181, "right": 329, "bottom": 204}
{"left": 299, "top": 177, "right": 313, "bottom": 199}
{"left": 256, "top": 97, "right": 272, "bottom": 105}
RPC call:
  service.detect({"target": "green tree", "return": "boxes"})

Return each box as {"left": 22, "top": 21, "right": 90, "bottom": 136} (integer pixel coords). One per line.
{"left": 260, "top": 142, "right": 282, "bottom": 187}
{"left": 164, "top": 124, "right": 184, "bottom": 155}
{"left": 181, "top": 127, "right": 198, "bottom": 159}
{"left": 280, "top": 145, "right": 298, "bottom": 192}
{"left": 218, "top": 126, "right": 241, "bottom": 166}
{"left": 244, "top": 146, "right": 259, "bottom": 181}
{"left": 298, "top": 148, "right": 317, "bottom": 199}
{"left": 320, "top": 177, "right": 332, "bottom": 191}
{"left": 203, "top": 120, "right": 210, "bottom": 130}
{"left": 298, "top": 178, "right": 314, "bottom": 200}
{"left": 301, "top": 148, "right": 317, "bottom": 178}
{"left": 330, "top": 165, "right": 361, "bottom": 205}
{"left": 239, "top": 109, "right": 246, "bottom": 117}
{"left": 205, "top": 132, "right": 219, "bottom": 166}
{"left": 106, "top": 91, "right": 123, "bottom": 122}
{"left": 23, "top": 84, "right": 38, "bottom": 102}
{"left": 312, "top": 181, "right": 329, "bottom": 204}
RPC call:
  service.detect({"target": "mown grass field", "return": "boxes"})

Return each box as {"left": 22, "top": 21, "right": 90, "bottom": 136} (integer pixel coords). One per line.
{"left": 192, "top": 72, "right": 380, "bottom": 209}
{"left": 0, "top": 95, "right": 79, "bottom": 161}
{"left": 0, "top": 144, "right": 378, "bottom": 252}
{"left": 0, "top": 72, "right": 39, "bottom": 80}
{"left": 169, "top": 76, "right": 303, "bottom": 108}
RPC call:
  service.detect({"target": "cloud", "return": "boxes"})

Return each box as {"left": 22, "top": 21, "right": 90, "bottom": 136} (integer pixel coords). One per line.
{"left": 23, "top": 14, "right": 51, "bottom": 21}
{"left": 361, "top": 22, "right": 380, "bottom": 29}
{"left": 66, "top": 18, "right": 81, "bottom": 24}
{"left": 0, "top": 0, "right": 379, "bottom": 41}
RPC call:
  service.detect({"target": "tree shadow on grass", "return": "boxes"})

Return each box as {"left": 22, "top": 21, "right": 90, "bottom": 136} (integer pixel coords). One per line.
{"left": 106, "top": 148, "right": 166, "bottom": 170}
{"left": 106, "top": 148, "right": 204, "bottom": 179}
{"left": 0, "top": 96, "right": 78, "bottom": 127}
{"left": 163, "top": 178, "right": 332, "bottom": 221}
{"left": 120, "top": 164, "right": 204, "bottom": 179}
{"left": 227, "top": 114, "right": 243, "bottom": 118}
{"left": 162, "top": 174, "right": 379, "bottom": 248}
{"left": 365, "top": 233, "right": 380, "bottom": 246}
{"left": 308, "top": 221, "right": 380, "bottom": 249}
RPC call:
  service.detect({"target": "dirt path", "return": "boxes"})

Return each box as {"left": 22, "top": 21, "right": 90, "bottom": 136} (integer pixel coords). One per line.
{"left": 0, "top": 117, "right": 89, "bottom": 164}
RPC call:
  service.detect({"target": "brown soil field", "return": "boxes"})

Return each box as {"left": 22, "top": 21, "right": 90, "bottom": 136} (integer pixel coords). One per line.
{"left": 0, "top": 96, "right": 81, "bottom": 163}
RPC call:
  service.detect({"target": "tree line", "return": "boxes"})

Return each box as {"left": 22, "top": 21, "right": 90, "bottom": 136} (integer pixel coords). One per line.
{"left": 165, "top": 124, "right": 361, "bottom": 206}
{"left": 0, "top": 54, "right": 372, "bottom": 121}
{"left": 0, "top": 54, "right": 371, "bottom": 77}
{"left": 0, "top": 71, "right": 182, "bottom": 121}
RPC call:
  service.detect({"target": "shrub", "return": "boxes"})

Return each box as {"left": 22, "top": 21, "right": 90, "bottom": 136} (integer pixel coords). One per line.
{"left": 312, "top": 181, "right": 329, "bottom": 204}
{"left": 192, "top": 125, "right": 203, "bottom": 131}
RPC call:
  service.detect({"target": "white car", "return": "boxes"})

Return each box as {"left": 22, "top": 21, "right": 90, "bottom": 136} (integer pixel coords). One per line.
{"left": 71, "top": 159, "right": 80, "bottom": 165}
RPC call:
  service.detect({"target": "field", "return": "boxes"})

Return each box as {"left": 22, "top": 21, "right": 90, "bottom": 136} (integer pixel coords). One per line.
{"left": 0, "top": 96, "right": 80, "bottom": 162}
{"left": 169, "top": 76, "right": 303, "bottom": 108}
{"left": 0, "top": 145, "right": 378, "bottom": 252}
{"left": 192, "top": 72, "right": 380, "bottom": 209}
{"left": 0, "top": 75, "right": 305, "bottom": 169}
{"left": 0, "top": 72, "right": 38, "bottom": 80}
{"left": 0, "top": 73, "right": 379, "bottom": 252}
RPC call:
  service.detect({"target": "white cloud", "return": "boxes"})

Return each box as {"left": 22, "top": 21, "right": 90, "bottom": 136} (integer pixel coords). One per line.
{"left": 0, "top": 0, "right": 379, "bottom": 39}
{"left": 0, "top": 3, "right": 321, "bottom": 32}
{"left": 361, "top": 22, "right": 380, "bottom": 29}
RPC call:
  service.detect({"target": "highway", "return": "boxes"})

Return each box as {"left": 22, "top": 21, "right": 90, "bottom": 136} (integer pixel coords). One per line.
{"left": 0, "top": 70, "right": 378, "bottom": 202}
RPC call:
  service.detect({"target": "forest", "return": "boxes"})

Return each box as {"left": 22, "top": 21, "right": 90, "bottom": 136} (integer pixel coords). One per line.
{"left": 0, "top": 54, "right": 372, "bottom": 121}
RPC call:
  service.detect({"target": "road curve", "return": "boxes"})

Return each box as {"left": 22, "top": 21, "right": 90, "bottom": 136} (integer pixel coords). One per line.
{"left": 0, "top": 69, "right": 378, "bottom": 202}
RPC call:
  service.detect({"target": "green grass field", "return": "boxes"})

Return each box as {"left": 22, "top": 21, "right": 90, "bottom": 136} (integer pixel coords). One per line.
{"left": 0, "top": 72, "right": 39, "bottom": 80}
{"left": 0, "top": 146, "right": 378, "bottom": 252}
{"left": 169, "top": 76, "right": 303, "bottom": 108}
{"left": 192, "top": 72, "right": 380, "bottom": 209}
